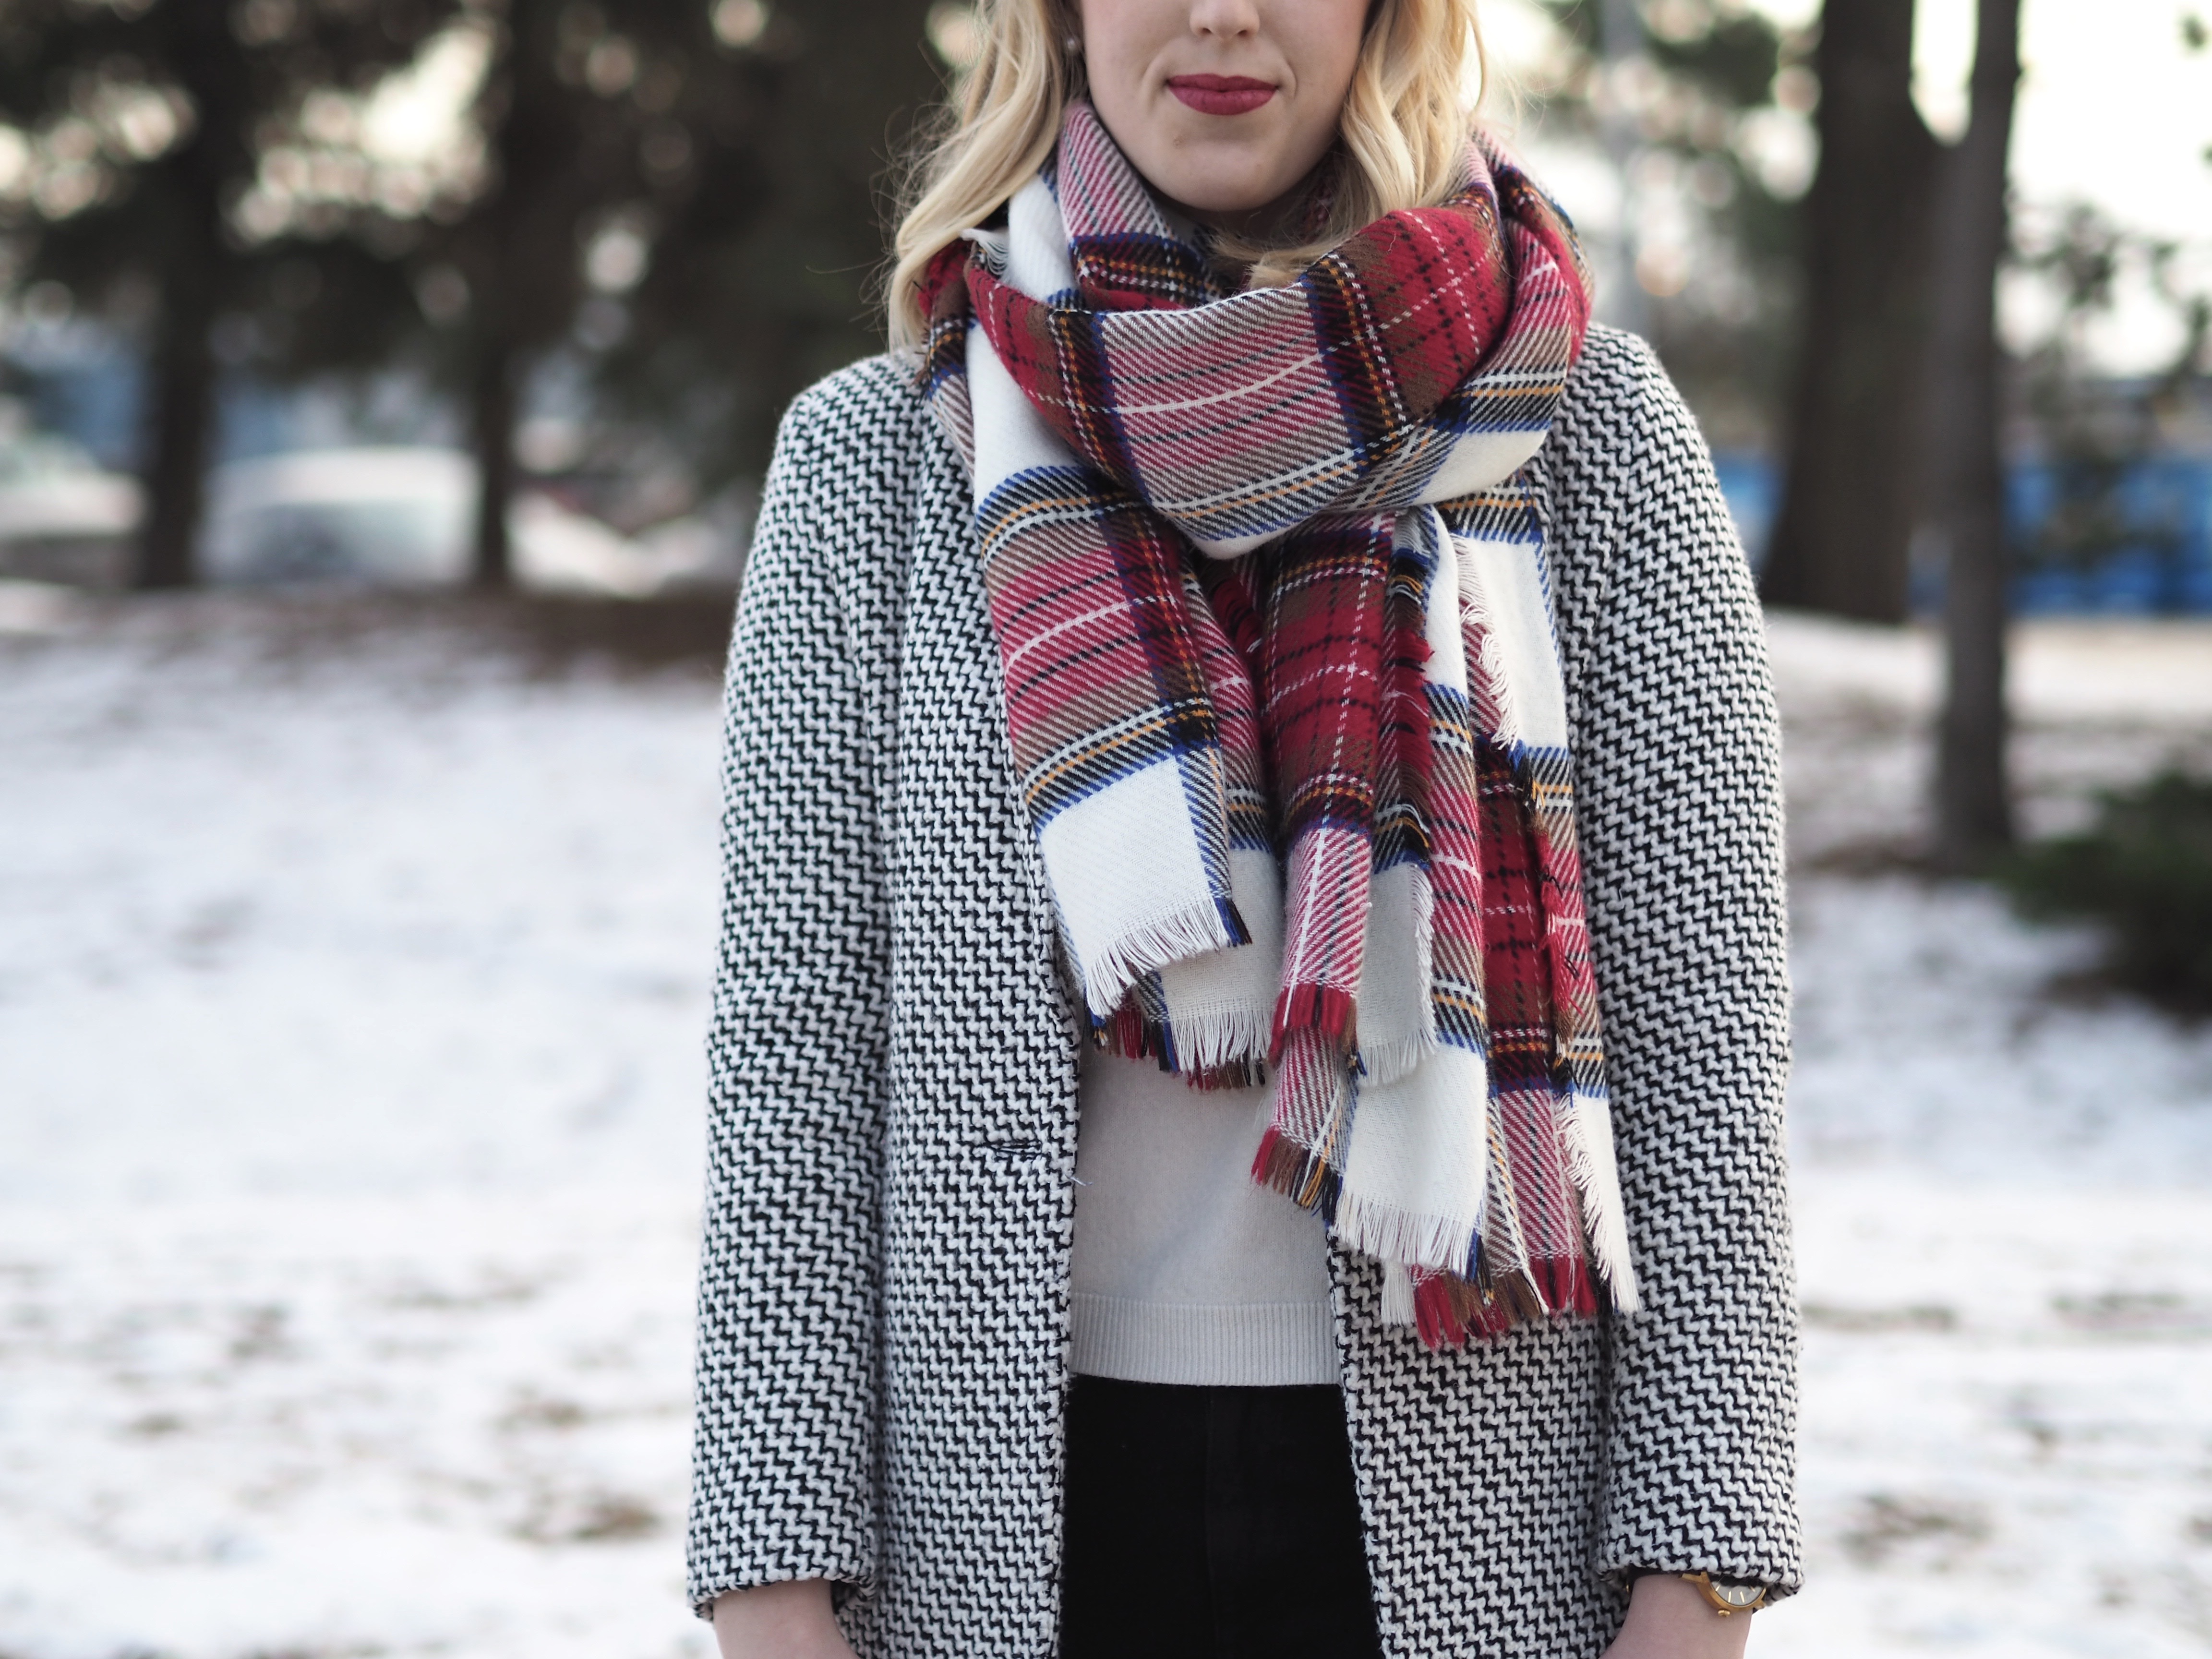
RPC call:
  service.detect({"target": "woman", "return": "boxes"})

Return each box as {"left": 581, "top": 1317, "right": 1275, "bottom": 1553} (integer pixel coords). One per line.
{"left": 688, "top": 0, "right": 1800, "bottom": 1653}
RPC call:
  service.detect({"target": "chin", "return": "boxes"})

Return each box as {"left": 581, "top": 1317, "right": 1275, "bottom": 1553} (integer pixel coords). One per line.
{"left": 1155, "top": 159, "right": 1281, "bottom": 216}
{"left": 1170, "top": 187, "right": 1267, "bottom": 214}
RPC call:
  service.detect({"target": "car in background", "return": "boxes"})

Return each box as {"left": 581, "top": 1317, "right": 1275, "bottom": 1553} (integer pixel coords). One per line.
{"left": 0, "top": 427, "right": 143, "bottom": 588}
{"left": 201, "top": 447, "right": 735, "bottom": 598}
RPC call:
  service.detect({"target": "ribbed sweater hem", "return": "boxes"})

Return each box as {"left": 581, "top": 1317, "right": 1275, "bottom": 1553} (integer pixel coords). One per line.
{"left": 1068, "top": 1293, "right": 1340, "bottom": 1387}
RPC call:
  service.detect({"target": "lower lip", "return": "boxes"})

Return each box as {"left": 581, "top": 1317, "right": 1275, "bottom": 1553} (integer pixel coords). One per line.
{"left": 1168, "top": 79, "right": 1275, "bottom": 117}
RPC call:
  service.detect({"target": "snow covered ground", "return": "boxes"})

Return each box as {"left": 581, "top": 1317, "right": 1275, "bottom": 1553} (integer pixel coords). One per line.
{"left": 1762, "top": 614, "right": 2212, "bottom": 1658}
{"left": 1, "top": 588, "right": 2209, "bottom": 1658}
{"left": 0, "top": 594, "right": 722, "bottom": 1659}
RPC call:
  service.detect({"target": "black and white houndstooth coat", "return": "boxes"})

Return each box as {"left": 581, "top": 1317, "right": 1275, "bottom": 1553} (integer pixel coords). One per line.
{"left": 686, "top": 325, "right": 1802, "bottom": 1659}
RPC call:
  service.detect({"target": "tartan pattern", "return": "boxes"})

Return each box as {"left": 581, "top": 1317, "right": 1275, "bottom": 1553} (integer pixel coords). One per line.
{"left": 916, "top": 102, "right": 1634, "bottom": 1345}
{"left": 975, "top": 474, "right": 1227, "bottom": 826}
{"left": 1262, "top": 520, "right": 1391, "bottom": 1039}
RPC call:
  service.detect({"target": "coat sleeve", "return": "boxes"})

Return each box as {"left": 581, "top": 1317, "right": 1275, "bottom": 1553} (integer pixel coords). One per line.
{"left": 685, "top": 362, "right": 919, "bottom": 1615}
{"left": 1545, "top": 331, "right": 1804, "bottom": 1595}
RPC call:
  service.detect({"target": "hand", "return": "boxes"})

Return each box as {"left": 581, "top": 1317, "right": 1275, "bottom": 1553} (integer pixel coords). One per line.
{"left": 1600, "top": 1574, "right": 1756, "bottom": 1659}
{"left": 711, "top": 1580, "right": 858, "bottom": 1659}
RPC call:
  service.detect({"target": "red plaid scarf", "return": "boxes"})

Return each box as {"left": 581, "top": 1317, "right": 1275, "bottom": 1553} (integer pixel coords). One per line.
{"left": 915, "top": 102, "right": 1635, "bottom": 1345}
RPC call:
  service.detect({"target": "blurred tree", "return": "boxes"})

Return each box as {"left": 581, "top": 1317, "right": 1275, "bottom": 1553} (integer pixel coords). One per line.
{"left": 1929, "top": 0, "right": 2020, "bottom": 869}
{"left": 1538, "top": 0, "right": 1814, "bottom": 451}
{"left": 593, "top": 0, "right": 942, "bottom": 500}
{"left": 410, "top": 0, "right": 722, "bottom": 587}
{"left": 439, "top": 0, "right": 627, "bottom": 587}
{"left": 1759, "top": 0, "right": 1939, "bottom": 622}
{"left": 221, "top": 18, "right": 499, "bottom": 439}
{"left": 0, "top": 0, "right": 457, "bottom": 588}
{"left": 2009, "top": 204, "right": 2207, "bottom": 610}
{"left": 2001, "top": 770, "right": 2212, "bottom": 1011}
{"left": 1628, "top": 0, "right": 1810, "bottom": 447}
{"left": 339, "top": 0, "right": 941, "bottom": 586}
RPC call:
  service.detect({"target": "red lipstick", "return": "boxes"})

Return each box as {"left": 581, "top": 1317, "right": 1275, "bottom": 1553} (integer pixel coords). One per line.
{"left": 1166, "top": 74, "right": 1276, "bottom": 116}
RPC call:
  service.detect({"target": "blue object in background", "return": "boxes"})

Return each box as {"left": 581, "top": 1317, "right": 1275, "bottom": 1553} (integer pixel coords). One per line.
{"left": 2005, "top": 456, "right": 2212, "bottom": 615}
{"left": 9, "top": 337, "right": 144, "bottom": 473}
{"left": 1712, "top": 453, "right": 1778, "bottom": 573}
{"left": 1711, "top": 450, "right": 2212, "bottom": 613}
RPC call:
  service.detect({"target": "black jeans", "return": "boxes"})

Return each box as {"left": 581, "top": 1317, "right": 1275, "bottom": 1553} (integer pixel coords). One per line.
{"left": 1059, "top": 1375, "right": 1383, "bottom": 1659}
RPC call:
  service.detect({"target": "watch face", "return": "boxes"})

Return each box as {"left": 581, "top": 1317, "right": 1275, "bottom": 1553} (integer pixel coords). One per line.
{"left": 1714, "top": 1583, "right": 1764, "bottom": 1609}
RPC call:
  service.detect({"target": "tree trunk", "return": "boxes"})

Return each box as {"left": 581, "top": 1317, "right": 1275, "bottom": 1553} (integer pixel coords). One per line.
{"left": 1761, "top": 0, "right": 1940, "bottom": 623}
{"left": 1597, "top": 0, "right": 1650, "bottom": 343}
{"left": 470, "top": 336, "right": 517, "bottom": 589}
{"left": 133, "top": 181, "right": 225, "bottom": 590}
{"left": 1930, "top": 0, "right": 2023, "bottom": 869}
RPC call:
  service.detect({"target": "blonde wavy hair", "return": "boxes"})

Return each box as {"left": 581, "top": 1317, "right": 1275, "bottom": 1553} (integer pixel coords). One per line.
{"left": 887, "top": 0, "right": 1492, "bottom": 349}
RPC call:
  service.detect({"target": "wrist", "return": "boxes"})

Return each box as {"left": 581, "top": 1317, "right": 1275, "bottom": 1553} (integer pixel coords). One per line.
{"left": 711, "top": 1580, "right": 851, "bottom": 1659}
{"left": 1609, "top": 1573, "right": 1756, "bottom": 1659}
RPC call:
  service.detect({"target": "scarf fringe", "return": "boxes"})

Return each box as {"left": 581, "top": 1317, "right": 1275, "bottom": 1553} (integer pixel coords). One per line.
{"left": 1382, "top": 1259, "right": 1417, "bottom": 1324}
{"left": 1356, "top": 1028, "right": 1442, "bottom": 1089}
{"left": 1458, "top": 574, "right": 1518, "bottom": 746}
{"left": 1560, "top": 1090, "right": 1641, "bottom": 1313}
{"left": 1251, "top": 1123, "right": 1344, "bottom": 1215}
{"left": 1081, "top": 895, "right": 1249, "bottom": 1021}
{"left": 1169, "top": 1004, "right": 1273, "bottom": 1074}
{"left": 1105, "top": 1002, "right": 1273, "bottom": 1091}
{"left": 1271, "top": 984, "right": 1358, "bottom": 1056}
{"left": 1328, "top": 1186, "right": 1484, "bottom": 1281}
{"left": 1535, "top": 1252, "right": 1600, "bottom": 1318}
{"left": 1411, "top": 1253, "right": 1601, "bottom": 1347}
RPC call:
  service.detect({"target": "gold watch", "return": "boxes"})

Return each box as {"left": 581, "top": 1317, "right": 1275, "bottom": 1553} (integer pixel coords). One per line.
{"left": 1681, "top": 1572, "right": 1768, "bottom": 1616}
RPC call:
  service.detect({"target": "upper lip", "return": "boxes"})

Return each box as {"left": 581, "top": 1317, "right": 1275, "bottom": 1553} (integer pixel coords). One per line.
{"left": 1166, "top": 73, "right": 1276, "bottom": 92}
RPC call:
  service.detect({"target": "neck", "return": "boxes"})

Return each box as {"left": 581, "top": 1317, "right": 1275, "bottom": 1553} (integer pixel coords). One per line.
{"left": 1159, "top": 159, "right": 1327, "bottom": 244}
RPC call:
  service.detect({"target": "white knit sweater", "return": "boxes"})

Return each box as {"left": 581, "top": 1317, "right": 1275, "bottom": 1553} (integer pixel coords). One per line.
{"left": 1068, "top": 1047, "right": 1337, "bottom": 1386}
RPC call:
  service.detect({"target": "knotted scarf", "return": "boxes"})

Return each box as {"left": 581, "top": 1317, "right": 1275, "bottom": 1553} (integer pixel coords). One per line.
{"left": 915, "top": 101, "right": 1639, "bottom": 1346}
